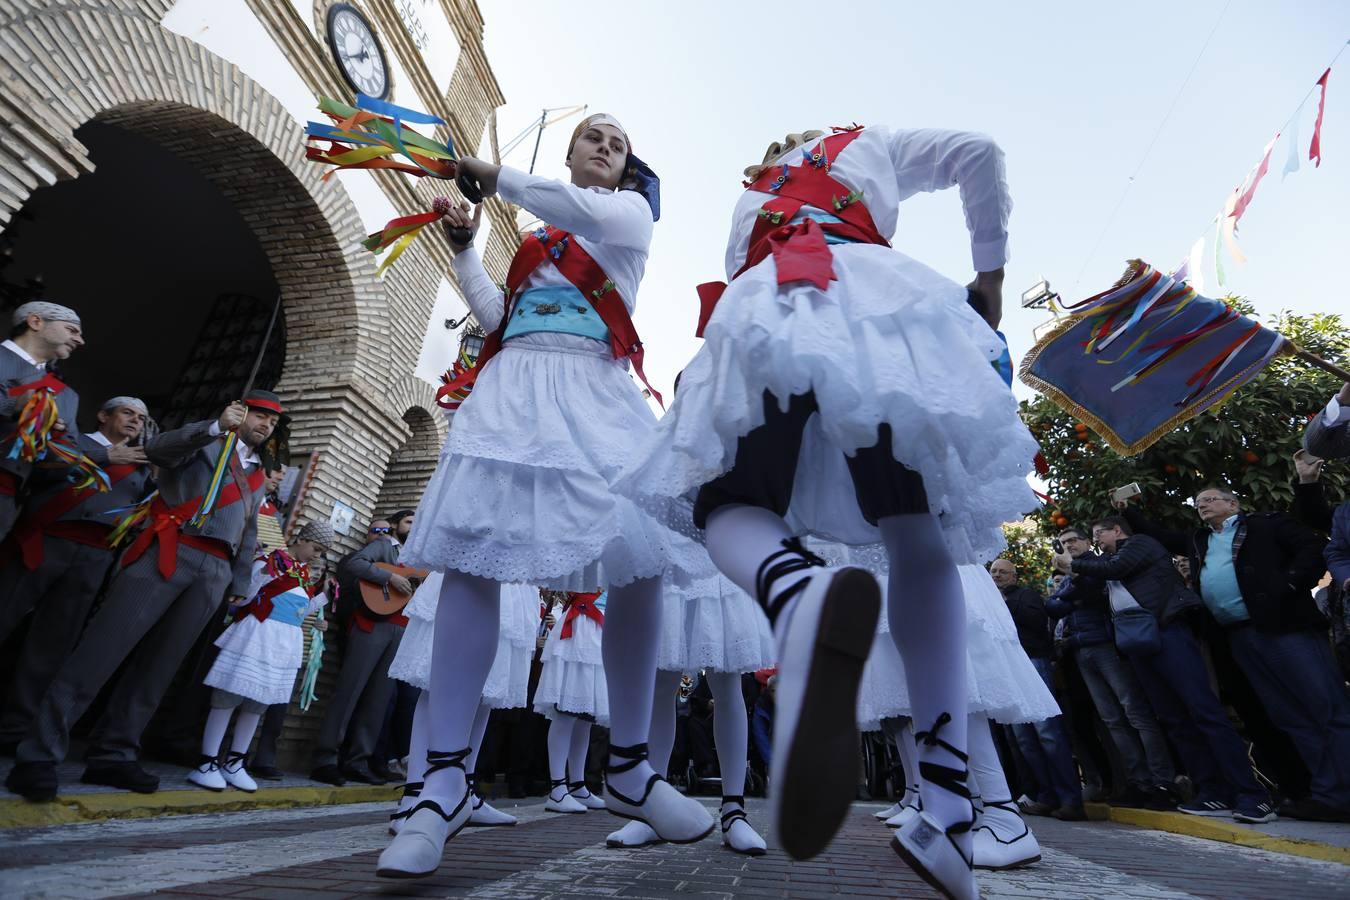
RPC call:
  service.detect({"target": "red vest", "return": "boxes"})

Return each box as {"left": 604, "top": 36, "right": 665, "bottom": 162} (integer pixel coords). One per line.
{"left": 437, "top": 225, "right": 663, "bottom": 407}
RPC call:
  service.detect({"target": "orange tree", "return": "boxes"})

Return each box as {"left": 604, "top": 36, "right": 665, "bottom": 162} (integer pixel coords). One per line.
{"left": 999, "top": 519, "right": 1057, "bottom": 591}
{"left": 1020, "top": 305, "right": 1349, "bottom": 535}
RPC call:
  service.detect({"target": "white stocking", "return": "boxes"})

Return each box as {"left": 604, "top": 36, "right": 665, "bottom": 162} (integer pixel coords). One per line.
{"left": 969, "top": 713, "right": 1025, "bottom": 840}
{"left": 601, "top": 576, "right": 663, "bottom": 799}
{"left": 465, "top": 703, "right": 492, "bottom": 776}
{"left": 704, "top": 505, "right": 804, "bottom": 604}
{"left": 648, "top": 670, "right": 683, "bottom": 777}
{"left": 708, "top": 671, "right": 749, "bottom": 798}
{"left": 567, "top": 719, "right": 592, "bottom": 788}
{"left": 405, "top": 691, "right": 430, "bottom": 787}
{"left": 230, "top": 711, "right": 261, "bottom": 756}
{"left": 879, "top": 513, "right": 971, "bottom": 850}
{"left": 425, "top": 571, "right": 500, "bottom": 803}
{"left": 547, "top": 713, "right": 577, "bottom": 795}
{"left": 891, "top": 717, "right": 921, "bottom": 807}
{"left": 200, "top": 707, "right": 233, "bottom": 758}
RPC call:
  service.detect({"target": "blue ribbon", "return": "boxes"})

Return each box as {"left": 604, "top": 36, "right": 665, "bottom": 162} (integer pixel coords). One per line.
{"left": 355, "top": 94, "right": 445, "bottom": 126}
{"left": 626, "top": 152, "right": 661, "bottom": 221}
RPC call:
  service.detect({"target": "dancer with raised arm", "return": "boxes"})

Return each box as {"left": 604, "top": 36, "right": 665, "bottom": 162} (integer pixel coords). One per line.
{"left": 617, "top": 125, "right": 1037, "bottom": 898}
{"left": 377, "top": 115, "right": 712, "bottom": 879}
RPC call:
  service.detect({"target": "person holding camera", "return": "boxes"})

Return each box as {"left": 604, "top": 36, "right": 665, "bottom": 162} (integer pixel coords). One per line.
{"left": 1070, "top": 515, "right": 1276, "bottom": 823}
{"left": 1048, "top": 529, "right": 1176, "bottom": 810}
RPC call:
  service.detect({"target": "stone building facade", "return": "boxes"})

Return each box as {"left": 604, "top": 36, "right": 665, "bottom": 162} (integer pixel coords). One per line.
{"left": 0, "top": 0, "right": 518, "bottom": 764}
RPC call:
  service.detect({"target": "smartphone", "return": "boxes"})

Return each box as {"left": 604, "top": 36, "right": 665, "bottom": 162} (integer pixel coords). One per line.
{"left": 1051, "top": 538, "right": 1064, "bottom": 554}
{"left": 1111, "top": 483, "right": 1142, "bottom": 505}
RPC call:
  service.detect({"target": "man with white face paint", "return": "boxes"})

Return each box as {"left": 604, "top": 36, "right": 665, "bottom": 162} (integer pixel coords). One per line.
{"left": 0, "top": 396, "right": 153, "bottom": 752}
{"left": 0, "top": 301, "right": 88, "bottom": 540}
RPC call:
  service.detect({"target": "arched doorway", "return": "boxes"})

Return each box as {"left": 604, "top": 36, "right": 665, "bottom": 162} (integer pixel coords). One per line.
{"left": 374, "top": 406, "right": 444, "bottom": 517}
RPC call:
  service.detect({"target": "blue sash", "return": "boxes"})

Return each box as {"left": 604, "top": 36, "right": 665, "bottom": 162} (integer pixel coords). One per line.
{"left": 266, "top": 591, "right": 309, "bottom": 627}
{"left": 503, "top": 286, "right": 610, "bottom": 345}
{"left": 790, "top": 210, "right": 859, "bottom": 245}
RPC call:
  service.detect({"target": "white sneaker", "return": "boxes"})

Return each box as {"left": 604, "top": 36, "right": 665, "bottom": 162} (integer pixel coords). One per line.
{"left": 221, "top": 754, "right": 257, "bottom": 793}
{"left": 376, "top": 794, "right": 472, "bottom": 878}
{"left": 767, "top": 561, "right": 880, "bottom": 860}
{"left": 544, "top": 783, "right": 588, "bottom": 814}
{"left": 891, "top": 810, "right": 979, "bottom": 900}
{"left": 721, "top": 800, "right": 767, "bottom": 856}
{"left": 569, "top": 782, "right": 607, "bottom": 810}
{"left": 468, "top": 793, "right": 518, "bottom": 826}
{"left": 606, "top": 819, "right": 663, "bottom": 848}
{"left": 973, "top": 799, "right": 1040, "bottom": 870}
{"left": 187, "top": 758, "right": 226, "bottom": 792}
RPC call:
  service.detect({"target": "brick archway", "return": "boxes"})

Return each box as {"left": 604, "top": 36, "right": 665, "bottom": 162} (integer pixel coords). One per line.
{"left": 0, "top": 0, "right": 430, "bottom": 548}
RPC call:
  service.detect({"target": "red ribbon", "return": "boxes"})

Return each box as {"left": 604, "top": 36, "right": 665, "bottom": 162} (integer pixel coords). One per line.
{"left": 559, "top": 592, "right": 604, "bottom": 640}
{"left": 1311, "top": 68, "right": 1330, "bottom": 168}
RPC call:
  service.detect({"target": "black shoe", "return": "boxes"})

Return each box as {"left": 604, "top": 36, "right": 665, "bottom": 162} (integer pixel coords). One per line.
{"left": 368, "top": 761, "right": 397, "bottom": 783}
{"left": 1052, "top": 805, "right": 1087, "bottom": 822}
{"left": 81, "top": 761, "right": 159, "bottom": 793}
{"left": 1277, "top": 797, "right": 1350, "bottom": 823}
{"left": 341, "top": 764, "right": 382, "bottom": 785}
{"left": 1145, "top": 784, "right": 1178, "bottom": 811}
{"left": 1019, "top": 799, "right": 1054, "bottom": 817}
{"left": 507, "top": 777, "right": 527, "bottom": 799}
{"left": 1112, "top": 785, "right": 1153, "bottom": 809}
{"left": 310, "top": 764, "right": 347, "bottom": 786}
{"left": 5, "top": 760, "right": 58, "bottom": 802}
{"left": 251, "top": 765, "right": 285, "bottom": 781}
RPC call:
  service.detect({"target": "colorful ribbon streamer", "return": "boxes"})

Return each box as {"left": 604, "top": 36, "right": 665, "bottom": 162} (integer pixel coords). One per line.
{"left": 106, "top": 490, "right": 158, "bottom": 547}
{"left": 363, "top": 197, "right": 453, "bottom": 276}
{"left": 304, "top": 95, "right": 457, "bottom": 180}
{"left": 299, "top": 614, "right": 326, "bottom": 711}
{"left": 188, "top": 433, "right": 236, "bottom": 528}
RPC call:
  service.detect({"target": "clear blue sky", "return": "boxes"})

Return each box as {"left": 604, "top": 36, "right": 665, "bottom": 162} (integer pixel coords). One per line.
{"left": 483, "top": 1, "right": 1349, "bottom": 400}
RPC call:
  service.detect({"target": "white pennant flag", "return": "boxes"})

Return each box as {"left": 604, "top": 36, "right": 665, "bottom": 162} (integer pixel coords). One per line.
{"left": 1283, "top": 99, "right": 1305, "bottom": 179}
{"left": 1186, "top": 234, "right": 1207, "bottom": 295}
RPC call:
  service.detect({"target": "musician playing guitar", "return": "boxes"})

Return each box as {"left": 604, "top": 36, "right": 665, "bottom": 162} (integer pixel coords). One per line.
{"left": 310, "top": 511, "right": 418, "bottom": 786}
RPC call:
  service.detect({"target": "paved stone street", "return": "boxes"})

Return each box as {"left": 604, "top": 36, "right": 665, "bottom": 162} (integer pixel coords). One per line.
{"left": 0, "top": 798, "right": 1346, "bottom": 899}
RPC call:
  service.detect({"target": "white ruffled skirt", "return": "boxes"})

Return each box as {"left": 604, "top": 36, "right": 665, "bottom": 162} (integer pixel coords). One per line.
{"left": 534, "top": 612, "right": 608, "bottom": 725}
{"left": 400, "top": 343, "right": 712, "bottom": 590}
{"left": 855, "top": 563, "right": 1061, "bottom": 729}
{"left": 387, "top": 574, "right": 539, "bottom": 711}
{"left": 657, "top": 573, "right": 775, "bottom": 675}
{"left": 204, "top": 617, "right": 303, "bottom": 706}
{"left": 615, "top": 244, "right": 1039, "bottom": 566}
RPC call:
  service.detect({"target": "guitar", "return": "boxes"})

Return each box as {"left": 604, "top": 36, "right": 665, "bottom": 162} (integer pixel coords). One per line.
{"left": 359, "top": 563, "right": 428, "bottom": 616}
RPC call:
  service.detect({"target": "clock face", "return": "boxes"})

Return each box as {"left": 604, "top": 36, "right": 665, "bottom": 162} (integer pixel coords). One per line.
{"left": 327, "top": 4, "right": 389, "bottom": 99}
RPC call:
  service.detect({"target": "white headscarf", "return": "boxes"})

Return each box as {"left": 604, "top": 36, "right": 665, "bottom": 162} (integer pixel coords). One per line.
{"left": 12, "top": 301, "right": 80, "bottom": 329}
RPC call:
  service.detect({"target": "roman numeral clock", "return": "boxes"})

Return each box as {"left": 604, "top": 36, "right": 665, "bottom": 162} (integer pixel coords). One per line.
{"left": 326, "top": 3, "right": 390, "bottom": 99}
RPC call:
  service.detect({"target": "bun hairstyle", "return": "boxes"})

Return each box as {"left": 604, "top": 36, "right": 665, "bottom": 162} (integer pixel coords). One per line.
{"left": 744, "top": 130, "right": 826, "bottom": 180}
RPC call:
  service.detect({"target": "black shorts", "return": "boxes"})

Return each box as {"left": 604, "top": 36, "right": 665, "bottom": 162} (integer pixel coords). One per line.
{"left": 692, "top": 391, "right": 930, "bottom": 529}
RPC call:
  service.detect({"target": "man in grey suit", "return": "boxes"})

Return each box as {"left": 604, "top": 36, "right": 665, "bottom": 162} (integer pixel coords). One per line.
{"left": 0, "top": 301, "right": 87, "bottom": 540}
{"left": 311, "top": 513, "right": 415, "bottom": 785}
{"left": 4, "top": 391, "right": 280, "bottom": 801}
{"left": 1305, "top": 382, "right": 1350, "bottom": 460}
{"left": 0, "top": 397, "right": 153, "bottom": 752}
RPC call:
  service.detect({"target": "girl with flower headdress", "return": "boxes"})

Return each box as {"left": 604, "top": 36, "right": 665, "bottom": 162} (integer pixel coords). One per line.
{"left": 615, "top": 125, "right": 1039, "bottom": 898}
{"left": 378, "top": 115, "right": 714, "bottom": 878}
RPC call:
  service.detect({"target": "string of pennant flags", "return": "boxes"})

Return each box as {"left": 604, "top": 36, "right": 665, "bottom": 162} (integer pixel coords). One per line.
{"left": 1171, "top": 41, "right": 1345, "bottom": 292}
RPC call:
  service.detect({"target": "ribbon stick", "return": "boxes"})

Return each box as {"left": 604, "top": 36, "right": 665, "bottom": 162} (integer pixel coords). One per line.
{"left": 107, "top": 490, "right": 157, "bottom": 547}
{"left": 188, "top": 432, "right": 235, "bottom": 528}
{"left": 1310, "top": 68, "right": 1330, "bottom": 167}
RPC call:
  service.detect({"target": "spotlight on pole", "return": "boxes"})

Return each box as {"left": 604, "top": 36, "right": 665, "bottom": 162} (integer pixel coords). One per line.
{"left": 1021, "top": 278, "right": 1060, "bottom": 310}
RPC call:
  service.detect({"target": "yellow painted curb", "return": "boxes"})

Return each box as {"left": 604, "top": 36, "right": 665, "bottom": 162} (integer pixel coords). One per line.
{"left": 0, "top": 783, "right": 399, "bottom": 830}
{"left": 1100, "top": 804, "right": 1350, "bottom": 865}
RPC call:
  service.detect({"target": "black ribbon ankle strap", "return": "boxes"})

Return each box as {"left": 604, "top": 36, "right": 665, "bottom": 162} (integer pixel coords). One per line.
{"left": 568, "top": 781, "right": 588, "bottom": 793}
{"left": 425, "top": 747, "right": 470, "bottom": 779}
{"left": 605, "top": 742, "right": 650, "bottom": 776}
{"left": 550, "top": 777, "right": 568, "bottom": 790}
{"left": 720, "top": 795, "right": 748, "bottom": 831}
{"left": 914, "top": 713, "right": 969, "bottom": 764}
{"left": 224, "top": 751, "right": 246, "bottom": 766}
{"left": 754, "top": 537, "right": 825, "bottom": 624}
{"left": 196, "top": 754, "right": 218, "bottom": 768}
{"left": 401, "top": 780, "right": 424, "bottom": 799}
{"left": 914, "top": 712, "right": 975, "bottom": 845}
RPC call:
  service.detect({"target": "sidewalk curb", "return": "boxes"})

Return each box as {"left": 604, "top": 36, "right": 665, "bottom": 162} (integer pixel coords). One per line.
{"left": 1089, "top": 803, "right": 1350, "bottom": 865}
{"left": 0, "top": 783, "right": 400, "bottom": 829}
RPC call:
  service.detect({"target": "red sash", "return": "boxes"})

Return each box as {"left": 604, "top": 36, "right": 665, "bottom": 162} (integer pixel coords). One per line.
{"left": 351, "top": 607, "right": 408, "bottom": 631}
{"left": 696, "top": 127, "right": 890, "bottom": 337}
{"left": 436, "top": 226, "right": 663, "bottom": 407}
{"left": 560, "top": 591, "right": 604, "bottom": 639}
{"left": 6, "top": 372, "right": 68, "bottom": 399}
{"left": 10, "top": 463, "right": 138, "bottom": 569}
{"left": 122, "top": 465, "right": 265, "bottom": 580}
{"left": 245, "top": 564, "right": 315, "bottom": 623}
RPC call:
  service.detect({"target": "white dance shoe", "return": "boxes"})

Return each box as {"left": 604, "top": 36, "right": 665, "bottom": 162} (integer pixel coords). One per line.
{"left": 972, "top": 799, "right": 1041, "bottom": 870}
{"left": 892, "top": 810, "right": 980, "bottom": 900}
{"left": 875, "top": 801, "right": 904, "bottom": 820}
{"left": 569, "top": 781, "right": 607, "bottom": 810}
{"left": 376, "top": 749, "right": 473, "bottom": 879}
{"left": 606, "top": 819, "right": 663, "bottom": 848}
{"left": 220, "top": 753, "right": 257, "bottom": 793}
{"left": 389, "top": 782, "right": 422, "bottom": 835}
{"left": 469, "top": 794, "right": 518, "bottom": 826}
{"left": 759, "top": 540, "right": 880, "bottom": 860}
{"left": 721, "top": 797, "right": 767, "bottom": 856}
{"left": 187, "top": 757, "right": 226, "bottom": 792}
{"left": 605, "top": 742, "right": 714, "bottom": 843}
{"left": 545, "top": 779, "right": 588, "bottom": 813}
{"left": 885, "top": 793, "right": 923, "bottom": 829}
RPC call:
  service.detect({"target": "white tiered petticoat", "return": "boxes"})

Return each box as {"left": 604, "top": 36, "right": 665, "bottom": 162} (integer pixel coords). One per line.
{"left": 657, "top": 572, "right": 775, "bottom": 675}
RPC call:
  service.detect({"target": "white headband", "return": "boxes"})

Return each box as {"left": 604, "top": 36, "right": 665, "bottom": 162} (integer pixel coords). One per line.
{"left": 101, "top": 396, "right": 148, "bottom": 416}
{"left": 13, "top": 301, "right": 80, "bottom": 329}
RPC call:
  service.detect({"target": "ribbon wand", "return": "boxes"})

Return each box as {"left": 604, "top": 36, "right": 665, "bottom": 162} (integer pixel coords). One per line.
{"left": 189, "top": 294, "right": 283, "bottom": 527}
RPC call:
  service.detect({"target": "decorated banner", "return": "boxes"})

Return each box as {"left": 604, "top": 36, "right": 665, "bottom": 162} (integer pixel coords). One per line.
{"left": 1020, "top": 260, "right": 1288, "bottom": 455}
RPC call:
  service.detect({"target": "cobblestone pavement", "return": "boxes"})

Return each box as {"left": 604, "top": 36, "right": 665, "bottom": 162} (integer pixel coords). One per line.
{"left": 0, "top": 799, "right": 1346, "bottom": 899}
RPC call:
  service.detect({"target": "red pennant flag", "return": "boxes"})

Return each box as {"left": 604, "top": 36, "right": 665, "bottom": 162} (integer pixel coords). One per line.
{"left": 1230, "top": 134, "right": 1278, "bottom": 227}
{"left": 1310, "top": 68, "right": 1330, "bottom": 167}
